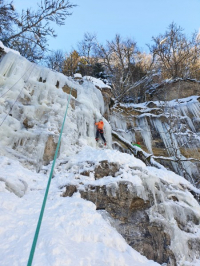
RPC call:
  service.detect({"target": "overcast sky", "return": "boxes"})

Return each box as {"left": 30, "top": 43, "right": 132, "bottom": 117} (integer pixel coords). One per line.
{"left": 14, "top": 0, "right": 200, "bottom": 53}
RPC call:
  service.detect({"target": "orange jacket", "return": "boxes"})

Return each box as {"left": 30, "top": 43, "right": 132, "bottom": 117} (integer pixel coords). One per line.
{"left": 95, "top": 121, "right": 104, "bottom": 130}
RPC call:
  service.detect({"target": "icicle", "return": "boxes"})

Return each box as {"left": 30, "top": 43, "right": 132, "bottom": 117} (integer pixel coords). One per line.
{"left": 180, "top": 105, "right": 196, "bottom": 132}
{"left": 187, "top": 101, "right": 200, "bottom": 118}
{"left": 136, "top": 116, "right": 153, "bottom": 153}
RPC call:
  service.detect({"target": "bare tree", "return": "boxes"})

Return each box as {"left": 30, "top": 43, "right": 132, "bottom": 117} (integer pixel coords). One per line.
{"left": 0, "top": 0, "right": 18, "bottom": 38}
{"left": 45, "top": 49, "right": 65, "bottom": 72}
{"left": 96, "top": 34, "right": 147, "bottom": 101}
{"left": 77, "top": 32, "right": 96, "bottom": 64}
{"left": 148, "top": 22, "right": 200, "bottom": 79}
{"left": 0, "top": 0, "right": 76, "bottom": 62}
{"left": 76, "top": 32, "right": 98, "bottom": 76}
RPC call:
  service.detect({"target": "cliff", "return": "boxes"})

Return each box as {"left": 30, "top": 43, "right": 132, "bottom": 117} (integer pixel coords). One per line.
{"left": 0, "top": 51, "right": 200, "bottom": 266}
{"left": 109, "top": 81, "right": 200, "bottom": 187}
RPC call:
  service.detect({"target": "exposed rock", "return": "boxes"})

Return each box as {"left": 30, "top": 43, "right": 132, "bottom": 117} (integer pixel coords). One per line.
{"left": 94, "top": 160, "right": 120, "bottom": 179}
{"left": 147, "top": 102, "right": 157, "bottom": 108}
{"left": 78, "top": 181, "right": 152, "bottom": 218}
{"left": 23, "top": 117, "right": 34, "bottom": 129}
{"left": 168, "top": 195, "right": 179, "bottom": 202}
{"left": 39, "top": 77, "right": 46, "bottom": 83}
{"left": 0, "top": 47, "right": 6, "bottom": 58}
{"left": 62, "top": 184, "right": 77, "bottom": 197}
{"left": 43, "top": 135, "right": 58, "bottom": 165}
{"left": 70, "top": 98, "right": 76, "bottom": 109}
{"left": 143, "top": 224, "right": 176, "bottom": 264}
{"left": 65, "top": 180, "right": 176, "bottom": 265}
{"left": 80, "top": 170, "right": 91, "bottom": 176}
{"left": 61, "top": 85, "right": 77, "bottom": 98}
{"left": 147, "top": 79, "right": 200, "bottom": 102}
{"left": 55, "top": 80, "right": 59, "bottom": 88}
{"left": 101, "top": 89, "right": 113, "bottom": 120}
{"left": 188, "top": 239, "right": 200, "bottom": 260}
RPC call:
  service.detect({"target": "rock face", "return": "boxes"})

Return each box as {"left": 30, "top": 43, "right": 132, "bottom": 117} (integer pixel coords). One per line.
{"left": 62, "top": 159, "right": 200, "bottom": 266}
{"left": 109, "top": 80, "right": 200, "bottom": 186}
{"left": 146, "top": 79, "right": 200, "bottom": 102}
{"left": 65, "top": 181, "right": 176, "bottom": 265}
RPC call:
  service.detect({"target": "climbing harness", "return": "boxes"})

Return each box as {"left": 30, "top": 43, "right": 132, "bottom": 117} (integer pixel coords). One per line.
{"left": 27, "top": 88, "right": 72, "bottom": 266}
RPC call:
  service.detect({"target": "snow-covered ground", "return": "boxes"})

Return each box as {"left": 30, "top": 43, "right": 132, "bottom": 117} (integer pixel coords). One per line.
{"left": 0, "top": 155, "right": 159, "bottom": 266}
{"left": 1, "top": 146, "right": 200, "bottom": 266}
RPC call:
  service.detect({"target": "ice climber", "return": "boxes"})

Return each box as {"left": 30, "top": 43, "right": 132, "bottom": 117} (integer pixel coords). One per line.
{"left": 131, "top": 142, "right": 141, "bottom": 148}
{"left": 95, "top": 119, "right": 106, "bottom": 146}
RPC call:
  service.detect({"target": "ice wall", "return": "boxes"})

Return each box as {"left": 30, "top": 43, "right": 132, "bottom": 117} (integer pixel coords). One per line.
{"left": 109, "top": 113, "right": 135, "bottom": 143}
{"left": 109, "top": 97, "right": 200, "bottom": 184}
{"left": 0, "top": 52, "right": 112, "bottom": 168}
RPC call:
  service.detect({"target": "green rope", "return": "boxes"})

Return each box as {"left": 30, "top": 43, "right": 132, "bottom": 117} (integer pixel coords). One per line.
{"left": 27, "top": 89, "right": 72, "bottom": 266}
